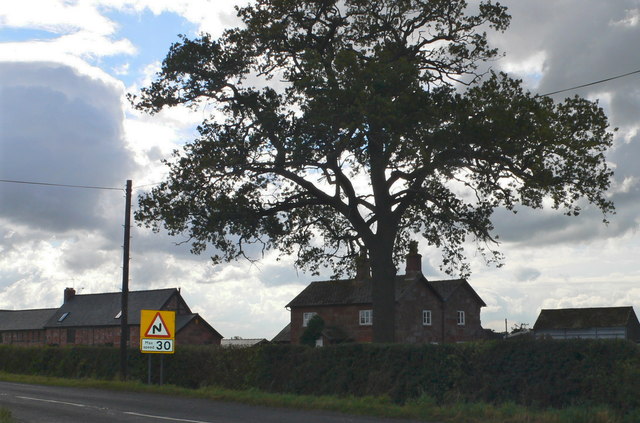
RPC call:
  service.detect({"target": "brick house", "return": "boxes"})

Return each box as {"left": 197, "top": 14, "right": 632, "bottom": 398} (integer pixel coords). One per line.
{"left": 0, "top": 288, "right": 222, "bottom": 347}
{"left": 533, "top": 306, "right": 640, "bottom": 342}
{"left": 284, "top": 250, "right": 487, "bottom": 345}
{"left": 0, "top": 308, "right": 56, "bottom": 345}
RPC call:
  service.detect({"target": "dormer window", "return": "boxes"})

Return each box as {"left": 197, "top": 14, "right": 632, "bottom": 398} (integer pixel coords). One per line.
{"left": 58, "top": 312, "right": 70, "bottom": 322}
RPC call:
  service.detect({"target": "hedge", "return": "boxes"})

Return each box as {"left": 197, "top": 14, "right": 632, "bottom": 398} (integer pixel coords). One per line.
{"left": 1, "top": 339, "right": 639, "bottom": 412}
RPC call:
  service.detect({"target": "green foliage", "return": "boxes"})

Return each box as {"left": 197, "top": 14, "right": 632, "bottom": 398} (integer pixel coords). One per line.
{"left": 300, "top": 314, "right": 325, "bottom": 346}
{"left": 0, "top": 408, "right": 14, "bottom": 423}
{"left": 131, "top": 0, "right": 615, "bottom": 344}
{"left": 2, "top": 340, "right": 640, "bottom": 417}
{"left": 130, "top": 0, "right": 614, "bottom": 282}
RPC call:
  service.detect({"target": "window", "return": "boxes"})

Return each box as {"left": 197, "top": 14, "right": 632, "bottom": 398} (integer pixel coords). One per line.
{"left": 422, "top": 310, "right": 432, "bottom": 326}
{"left": 302, "top": 312, "right": 317, "bottom": 327}
{"left": 359, "top": 309, "right": 373, "bottom": 326}
{"left": 457, "top": 311, "right": 465, "bottom": 326}
{"left": 57, "top": 312, "right": 70, "bottom": 322}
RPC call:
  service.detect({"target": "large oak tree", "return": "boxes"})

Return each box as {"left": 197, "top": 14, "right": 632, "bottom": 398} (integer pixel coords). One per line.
{"left": 132, "top": 0, "right": 614, "bottom": 342}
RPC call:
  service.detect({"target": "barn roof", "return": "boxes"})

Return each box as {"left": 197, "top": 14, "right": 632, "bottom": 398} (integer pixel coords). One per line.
{"left": 44, "top": 288, "right": 187, "bottom": 328}
{"left": 533, "top": 306, "right": 639, "bottom": 330}
{"left": 0, "top": 308, "right": 57, "bottom": 331}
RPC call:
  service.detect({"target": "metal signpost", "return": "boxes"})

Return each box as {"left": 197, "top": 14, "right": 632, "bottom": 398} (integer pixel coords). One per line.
{"left": 140, "top": 310, "right": 175, "bottom": 384}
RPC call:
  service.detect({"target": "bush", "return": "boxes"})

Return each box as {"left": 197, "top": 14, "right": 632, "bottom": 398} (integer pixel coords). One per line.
{"left": 1, "top": 339, "right": 639, "bottom": 413}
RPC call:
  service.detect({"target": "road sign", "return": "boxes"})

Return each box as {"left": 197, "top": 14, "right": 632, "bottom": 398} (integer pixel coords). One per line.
{"left": 141, "top": 338, "right": 174, "bottom": 353}
{"left": 140, "top": 310, "right": 175, "bottom": 354}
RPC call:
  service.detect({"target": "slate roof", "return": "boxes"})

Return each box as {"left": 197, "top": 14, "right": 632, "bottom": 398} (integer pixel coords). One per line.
{"left": 44, "top": 288, "right": 186, "bottom": 328}
{"left": 0, "top": 308, "right": 57, "bottom": 331}
{"left": 286, "top": 275, "right": 486, "bottom": 307}
{"left": 271, "top": 323, "right": 291, "bottom": 343}
{"left": 429, "top": 279, "right": 487, "bottom": 306}
{"left": 533, "top": 306, "right": 639, "bottom": 330}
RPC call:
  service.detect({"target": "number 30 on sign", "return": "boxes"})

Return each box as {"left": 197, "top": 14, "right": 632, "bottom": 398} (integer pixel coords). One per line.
{"left": 141, "top": 338, "right": 174, "bottom": 353}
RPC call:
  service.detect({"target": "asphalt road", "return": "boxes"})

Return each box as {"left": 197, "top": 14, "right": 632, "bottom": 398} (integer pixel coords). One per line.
{"left": 0, "top": 381, "right": 427, "bottom": 423}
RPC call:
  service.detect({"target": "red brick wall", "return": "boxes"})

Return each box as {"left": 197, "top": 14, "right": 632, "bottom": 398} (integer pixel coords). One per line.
{"left": 176, "top": 318, "right": 222, "bottom": 345}
{"left": 162, "top": 293, "right": 192, "bottom": 315}
{"left": 290, "top": 305, "right": 373, "bottom": 344}
{"left": 0, "top": 330, "right": 47, "bottom": 345}
{"left": 290, "top": 281, "right": 486, "bottom": 345}
{"left": 441, "top": 286, "right": 484, "bottom": 343}
{"left": 395, "top": 280, "right": 444, "bottom": 343}
{"left": 45, "top": 326, "right": 140, "bottom": 347}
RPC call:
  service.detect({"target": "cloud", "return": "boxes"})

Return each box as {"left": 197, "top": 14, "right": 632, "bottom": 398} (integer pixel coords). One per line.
{"left": 0, "top": 61, "right": 135, "bottom": 233}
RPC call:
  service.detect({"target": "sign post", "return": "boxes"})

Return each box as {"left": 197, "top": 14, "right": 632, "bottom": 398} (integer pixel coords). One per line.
{"left": 140, "top": 310, "right": 175, "bottom": 384}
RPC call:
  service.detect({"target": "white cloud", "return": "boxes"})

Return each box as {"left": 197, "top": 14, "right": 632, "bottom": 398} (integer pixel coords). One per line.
{"left": 0, "top": 0, "right": 117, "bottom": 35}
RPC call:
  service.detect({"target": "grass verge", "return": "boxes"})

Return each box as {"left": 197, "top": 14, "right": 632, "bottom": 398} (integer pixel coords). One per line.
{"left": 0, "top": 407, "right": 15, "bottom": 423}
{"left": 0, "top": 372, "right": 634, "bottom": 423}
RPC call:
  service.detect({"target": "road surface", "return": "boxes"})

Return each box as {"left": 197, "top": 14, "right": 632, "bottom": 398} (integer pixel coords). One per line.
{"left": 0, "top": 381, "right": 427, "bottom": 423}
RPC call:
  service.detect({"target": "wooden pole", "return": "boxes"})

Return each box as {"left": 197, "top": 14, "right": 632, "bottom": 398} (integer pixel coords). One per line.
{"left": 120, "top": 180, "right": 132, "bottom": 380}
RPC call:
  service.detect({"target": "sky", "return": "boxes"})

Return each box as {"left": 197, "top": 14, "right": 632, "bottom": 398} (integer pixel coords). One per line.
{"left": 1, "top": 0, "right": 640, "bottom": 340}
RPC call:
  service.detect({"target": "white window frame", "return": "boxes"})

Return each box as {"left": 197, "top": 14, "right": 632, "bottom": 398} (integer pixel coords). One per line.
{"left": 457, "top": 310, "right": 465, "bottom": 326}
{"left": 302, "top": 312, "right": 317, "bottom": 327}
{"left": 422, "top": 310, "right": 432, "bottom": 326}
{"left": 359, "top": 309, "right": 373, "bottom": 326}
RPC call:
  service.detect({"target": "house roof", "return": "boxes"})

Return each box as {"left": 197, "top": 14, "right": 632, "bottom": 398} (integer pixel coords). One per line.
{"left": 286, "top": 276, "right": 411, "bottom": 307}
{"left": 0, "top": 308, "right": 57, "bottom": 331}
{"left": 44, "top": 288, "right": 185, "bottom": 328}
{"left": 271, "top": 323, "right": 291, "bottom": 343}
{"left": 533, "top": 306, "right": 639, "bottom": 330}
{"left": 286, "top": 275, "right": 486, "bottom": 308}
{"left": 429, "top": 279, "right": 487, "bottom": 307}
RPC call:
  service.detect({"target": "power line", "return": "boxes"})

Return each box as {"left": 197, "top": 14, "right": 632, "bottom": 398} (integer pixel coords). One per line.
{"left": 540, "top": 68, "right": 640, "bottom": 96}
{"left": 0, "top": 179, "right": 123, "bottom": 191}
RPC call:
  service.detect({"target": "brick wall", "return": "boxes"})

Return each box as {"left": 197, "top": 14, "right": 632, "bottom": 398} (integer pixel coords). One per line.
{"left": 162, "top": 293, "right": 192, "bottom": 315}
{"left": 176, "top": 318, "right": 222, "bottom": 345}
{"left": 290, "top": 280, "right": 486, "bottom": 344}
{"left": 395, "top": 281, "right": 444, "bottom": 343}
{"left": 291, "top": 305, "right": 373, "bottom": 344}
{"left": 45, "top": 326, "right": 141, "bottom": 346}
{"left": 441, "top": 286, "right": 484, "bottom": 343}
{"left": 0, "top": 330, "right": 47, "bottom": 345}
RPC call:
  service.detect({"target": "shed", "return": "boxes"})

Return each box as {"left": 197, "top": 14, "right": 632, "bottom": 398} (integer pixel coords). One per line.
{"left": 533, "top": 306, "right": 640, "bottom": 342}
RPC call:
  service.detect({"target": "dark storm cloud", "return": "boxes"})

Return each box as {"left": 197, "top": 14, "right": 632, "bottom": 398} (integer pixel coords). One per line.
{"left": 478, "top": 0, "right": 640, "bottom": 247}
{"left": 0, "top": 61, "right": 135, "bottom": 234}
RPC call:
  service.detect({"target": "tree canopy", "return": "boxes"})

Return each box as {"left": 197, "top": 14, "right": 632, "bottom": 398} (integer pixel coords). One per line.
{"left": 132, "top": 0, "right": 614, "bottom": 342}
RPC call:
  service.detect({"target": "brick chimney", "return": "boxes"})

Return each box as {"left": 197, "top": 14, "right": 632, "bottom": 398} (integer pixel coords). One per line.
{"left": 64, "top": 287, "right": 76, "bottom": 303}
{"left": 355, "top": 250, "right": 371, "bottom": 281}
{"left": 405, "top": 241, "right": 422, "bottom": 278}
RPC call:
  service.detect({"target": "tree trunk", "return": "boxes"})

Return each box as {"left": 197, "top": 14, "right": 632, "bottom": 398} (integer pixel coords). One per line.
{"left": 370, "top": 246, "right": 396, "bottom": 343}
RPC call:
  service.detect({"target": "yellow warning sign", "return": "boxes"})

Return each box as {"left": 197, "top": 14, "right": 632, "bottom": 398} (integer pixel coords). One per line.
{"left": 140, "top": 310, "right": 175, "bottom": 354}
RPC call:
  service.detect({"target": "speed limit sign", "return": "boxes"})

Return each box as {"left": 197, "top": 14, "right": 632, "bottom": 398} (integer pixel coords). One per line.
{"left": 140, "top": 310, "right": 175, "bottom": 354}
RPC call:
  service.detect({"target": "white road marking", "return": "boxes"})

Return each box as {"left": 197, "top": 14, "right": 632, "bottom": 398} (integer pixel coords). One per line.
{"left": 16, "top": 396, "right": 87, "bottom": 407}
{"left": 14, "top": 394, "right": 214, "bottom": 422}
{"left": 124, "top": 412, "right": 214, "bottom": 423}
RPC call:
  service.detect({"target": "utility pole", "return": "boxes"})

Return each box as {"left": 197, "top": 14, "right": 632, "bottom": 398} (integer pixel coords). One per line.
{"left": 120, "top": 179, "right": 132, "bottom": 380}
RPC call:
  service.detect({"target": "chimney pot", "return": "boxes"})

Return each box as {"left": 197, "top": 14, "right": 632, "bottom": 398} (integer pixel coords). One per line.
{"left": 405, "top": 241, "right": 422, "bottom": 277}
{"left": 355, "top": 250, "right": 371, "bottom": 280}
{"left": 64, "top": 287, "right": 76, "bottom": 303}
